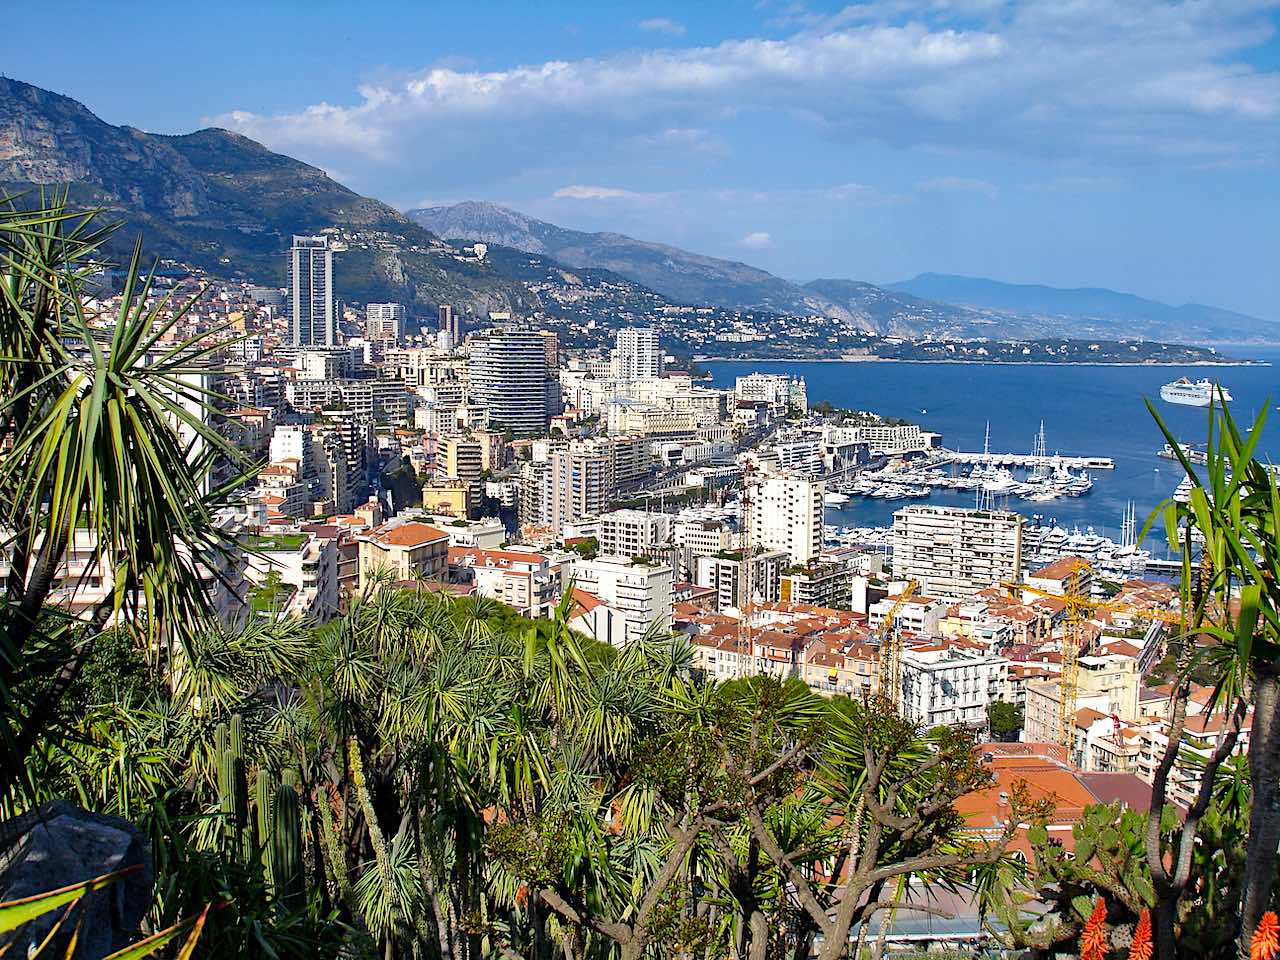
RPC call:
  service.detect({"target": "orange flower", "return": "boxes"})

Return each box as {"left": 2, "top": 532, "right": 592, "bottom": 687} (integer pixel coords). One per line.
{"left": 1252, "top": 912, "right": 1280, "bottom": 960}
{"left": 1128, "top": 909, "right": 1152, "bottom": 960}
{"left": 515, "top": 884, "right": 529, "bottom": 909}
{"left": 1081, "top": 898, "right": 1108, "bottom": 960}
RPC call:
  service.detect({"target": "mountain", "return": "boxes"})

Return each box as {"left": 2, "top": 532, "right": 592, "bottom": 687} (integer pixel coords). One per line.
{"left": 0, "top": 77, "right": 533, "bottom": 318}
{"left": 408, "top": 201, "right": 863, "bottom": 326}
{"left": 888, "top": 273, "right": 1278, "bottom": 343}
{"left": 801, "top": 278, "right": 1042, "bottom": 339}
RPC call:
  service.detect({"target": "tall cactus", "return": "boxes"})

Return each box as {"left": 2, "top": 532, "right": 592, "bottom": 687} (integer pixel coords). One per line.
{"left": 214, "top": 713, "right": 250, "bottom": 860}
{"left": 255, "top": 768, "right": 273, "bottom": 866}
{"left": 271, "top": 782, "right": 305, "bottom": 909}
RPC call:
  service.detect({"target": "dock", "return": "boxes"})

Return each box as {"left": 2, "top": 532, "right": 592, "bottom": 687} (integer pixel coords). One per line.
{"left": 941, "top": 450, "right": 1115, "bottom": 470}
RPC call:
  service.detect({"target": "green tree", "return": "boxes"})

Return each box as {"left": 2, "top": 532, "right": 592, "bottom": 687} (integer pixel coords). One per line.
{"left": 987, "top": 701, "right": 1023, "bottom": 741}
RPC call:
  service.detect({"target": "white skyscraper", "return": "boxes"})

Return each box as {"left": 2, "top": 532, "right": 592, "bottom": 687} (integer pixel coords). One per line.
{"left": 611, "top": 327, "right": 662, "bottom": 380}
{"left": 749, "top": 474, "right": 824, "bottom": 567}
{"left": 288, "top": 235, "right": 335, "bottom": 347}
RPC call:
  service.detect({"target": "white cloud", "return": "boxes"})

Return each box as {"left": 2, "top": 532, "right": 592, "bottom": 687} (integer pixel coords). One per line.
{"left": 741, "top": 231, "right": 773, "bottom": 248}
{"left": 553, "top": 185, "right": 634, "bottom": 199}
{"left": 918, "top": 176, "right": 999, "bottom": 198}
{"left": 638, "top": 17, "right": 686, "bottom": 36}
{"left": 209, "top": 1, "right": 1280, "bottom": 202}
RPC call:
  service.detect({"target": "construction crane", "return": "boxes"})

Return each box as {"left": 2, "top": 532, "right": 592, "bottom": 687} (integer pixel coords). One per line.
{"left": 874, "top": 580, "right": 918, "bottom": 710}
{"left": 1006, "top": 561, "right": 1182, "bottom": 750}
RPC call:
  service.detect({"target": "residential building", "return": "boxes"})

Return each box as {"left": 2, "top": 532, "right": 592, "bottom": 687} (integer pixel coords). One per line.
{"left": 673, "top": 518, "right": 736, "bottom": 579}
{"left": 900, "top": 646, "right": 1009, "bottom": 729}
{"left": 570, "top": 555, "right": 673, "bottom": 646}
{"left": 366, "top": 302, "right": 405, "bottom": 341}
{"left": 439, "top": 304, "right": 460, "bottom": 345}
{"left": 357, "top": 521, "right": 450, "bottom": 588}
{"left": 421, "top": 479, "right": 472, "bottom": 518}
{"left": 468, "top": 329, "right": 560, "bottom": 435}
{"left": 780, "top": 563, "right": 853, "bottom": 608}
{"left": 750, "top": 474, "right": 824, "bottom": 566}
{"left": 611, "top": 327, "right": 662, "bottom": 380}
{"left": 694, "top": 549, "right": 788, "bottom": 611}
{"left": 551, "top": 447, "right": 610, "bottom": 534}
{"left": 449, "top": 546, "right": 559, "bottom": 617}
{"left": 288, "top": 235, "right": 335, "bottom": 347}
{"left": 598, "top": 510, "right": 671, "bottom": 560}
{"left": 892, "top": 505, "right": 1024, "bottom": 601}
{"left": 868, "top": 594, "right": 948, "bottom": 636}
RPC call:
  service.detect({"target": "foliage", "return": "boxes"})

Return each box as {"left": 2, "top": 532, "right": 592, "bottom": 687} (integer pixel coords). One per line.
{"left": 986, "top": 700, "right": 1023, "bottom": 741}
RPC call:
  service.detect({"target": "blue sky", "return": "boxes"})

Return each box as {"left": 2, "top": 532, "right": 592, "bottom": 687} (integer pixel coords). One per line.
{"left": 6, "top": 0, "right": 1279, "bottom": 317}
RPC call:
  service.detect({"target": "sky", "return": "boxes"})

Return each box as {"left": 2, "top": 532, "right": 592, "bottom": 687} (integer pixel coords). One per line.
{"left": 5, "top": 0, "right": 1279, "bottom": 318}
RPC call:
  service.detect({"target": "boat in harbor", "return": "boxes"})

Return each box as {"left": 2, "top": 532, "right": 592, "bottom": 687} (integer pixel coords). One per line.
{"left": 823, "top": 492, "right": 850, "bottom": 506}
{"left": 1160, "top": 377, "right": 1232, "bottom": 407}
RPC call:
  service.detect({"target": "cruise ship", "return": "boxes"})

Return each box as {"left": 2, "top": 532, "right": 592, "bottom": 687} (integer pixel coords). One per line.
{"left": 1160, "top": 377, "right": 1232, "bottom": 407}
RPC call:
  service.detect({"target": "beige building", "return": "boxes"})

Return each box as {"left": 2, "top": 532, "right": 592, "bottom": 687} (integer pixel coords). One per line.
{"left": 357, "top": 521, "right": 449, "bottom": 589}
{"left": 892, "top": 505, "right": 1024, "bottom": 601}
{"left": 421, "top": 480, "right": 471, "bottom": 518}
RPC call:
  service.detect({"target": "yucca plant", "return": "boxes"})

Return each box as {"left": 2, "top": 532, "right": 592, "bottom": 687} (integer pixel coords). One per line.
{"left": 0, "top": 192, "right": 254, "bottom": 805}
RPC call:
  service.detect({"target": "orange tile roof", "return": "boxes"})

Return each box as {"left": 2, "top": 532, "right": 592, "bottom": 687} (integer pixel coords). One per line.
{"left": 368, "top": 522, "right": 449, "bottom": 547}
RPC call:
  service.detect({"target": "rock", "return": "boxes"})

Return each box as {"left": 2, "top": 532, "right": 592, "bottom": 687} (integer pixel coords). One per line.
{"left": 0, "top": 800, "right": 152, "bottom": 959}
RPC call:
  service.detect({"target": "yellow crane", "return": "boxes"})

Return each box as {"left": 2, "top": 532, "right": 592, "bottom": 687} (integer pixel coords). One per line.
{"left": 875, "top": 580, "right": 918, "bottom": 710}
{"left": 1007, "top": 561, "right": 1181, "bottom": 750}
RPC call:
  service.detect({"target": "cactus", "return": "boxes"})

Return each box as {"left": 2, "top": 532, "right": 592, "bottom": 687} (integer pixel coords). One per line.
{"left": 214, "top": 713, "right": 250, "bottom": 860}
{"left": 255, "top": 768, "right": 273, "bottom": 866}
{"left": 271, "top": 782, "right": 305, "bottom": 909}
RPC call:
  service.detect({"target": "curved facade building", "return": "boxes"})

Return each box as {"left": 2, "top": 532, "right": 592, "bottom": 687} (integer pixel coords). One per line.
{"left": 468, "top": 329, "right": 560, "bottom": 435}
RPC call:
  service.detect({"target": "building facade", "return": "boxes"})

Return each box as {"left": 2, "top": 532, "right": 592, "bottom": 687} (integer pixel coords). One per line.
{"left": 288, "top": 235, "right": 335, "bottom": 347}
{"left": 892, "top": 505, "right": 1024, "bottom": 600}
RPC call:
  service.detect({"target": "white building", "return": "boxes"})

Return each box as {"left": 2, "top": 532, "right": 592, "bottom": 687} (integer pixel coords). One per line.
{"left": 735, "top": 373, "right": 806, "bottom": 416}
{"left": 892, "top": 505, "right": 1024, "bottom": 601}
{"left": 569, "top": 555, "right": 673, "bottom": 646}
{"left": 750, "top": 474, "right": 824, "bottom": 566}
{"left": 449, "top": 546, "right": 559, "bottom": 618}
{"left": 694, "top": 549, "right": 788, "bottom": 611}
{"left": 611, "top": 327, "right": 663, "bottom": 381}
{"left": 598, "top": 509, "right": 672, "bottom": 560}
{"left": 366, "top": 302, "right": 405, "bottom": 341}
{"left": 900, "top": 647, "right": 1008, "bottom": 729}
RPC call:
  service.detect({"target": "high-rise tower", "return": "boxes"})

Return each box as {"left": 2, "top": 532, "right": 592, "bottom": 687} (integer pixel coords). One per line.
{"left": 288, "top": 235, "right": 335, "bottom": 347}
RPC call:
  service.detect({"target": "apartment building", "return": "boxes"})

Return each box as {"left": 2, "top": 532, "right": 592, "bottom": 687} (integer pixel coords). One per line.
{"left": 598, "top": 509, "right": 672, "bottom": 560}
{"left": 694, "top": 549, "right": 788, "bottom": 611}
{"left": 892, "top": 505, "right": 1024, "bottom": 601}
{"left": 448, "top": 547, "right": 559, "bottom": 618}
{"left": 570, "top": 555, "right": 673, "bottom": 646}
{"left": 357, "top": 521, "right": 450, "bottom": 588}
{"left": 900, "top": 646, "right": 1009, "bottom": 729}
{"left": 749, "top": 474, "right": 824, "bottom": 566}
{"left": 611, "top": 327, "right": 662, "bottom": 380}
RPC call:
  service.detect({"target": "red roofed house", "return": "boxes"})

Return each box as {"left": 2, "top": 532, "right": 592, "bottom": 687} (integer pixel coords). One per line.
{"left": 357, "top": 521, "right": 449, "bottom": 589}
{"left": 449, "top": 546, "right": 559, "bottom": 617}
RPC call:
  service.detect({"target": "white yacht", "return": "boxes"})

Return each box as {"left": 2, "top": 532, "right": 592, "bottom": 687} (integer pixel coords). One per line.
{"left": 1160, "top": 378, "right": 1232, "bottom": 407}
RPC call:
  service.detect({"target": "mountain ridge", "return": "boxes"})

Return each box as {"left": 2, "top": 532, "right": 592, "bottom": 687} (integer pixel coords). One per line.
{"left": 0, "top": 77, "right": 535, "bottom": 318}
{"left": 888, "top": 272, "right": 1277, "bottom": 342}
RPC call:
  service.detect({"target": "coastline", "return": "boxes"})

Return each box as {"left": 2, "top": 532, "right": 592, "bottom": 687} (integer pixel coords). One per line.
{"left": 695, "top": 356, "right": 1269, "bottom": 367}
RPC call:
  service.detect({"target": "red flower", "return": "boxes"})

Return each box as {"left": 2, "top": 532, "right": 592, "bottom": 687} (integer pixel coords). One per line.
{"left": 1252, "top": 912, "right": 1280, "bottom": 960}
{"left": 1080, "top": 898, "right": 1108, "bottom": 960}
{"left": 1128, "top": 908, "right": 1152, "bottom": 960}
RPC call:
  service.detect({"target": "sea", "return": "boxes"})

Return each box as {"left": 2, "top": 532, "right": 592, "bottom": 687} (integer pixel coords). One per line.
{"left": 707, "top": 346, "right": 1280, "bottom": 555}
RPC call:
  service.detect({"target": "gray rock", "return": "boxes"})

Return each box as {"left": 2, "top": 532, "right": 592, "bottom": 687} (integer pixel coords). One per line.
{"left": 0, "top": 800, "right": 152, "bottom": 958}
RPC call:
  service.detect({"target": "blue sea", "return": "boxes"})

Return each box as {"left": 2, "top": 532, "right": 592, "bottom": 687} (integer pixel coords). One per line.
{"left": 707, "top": 347, "right": 1280, "bottom": 551}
